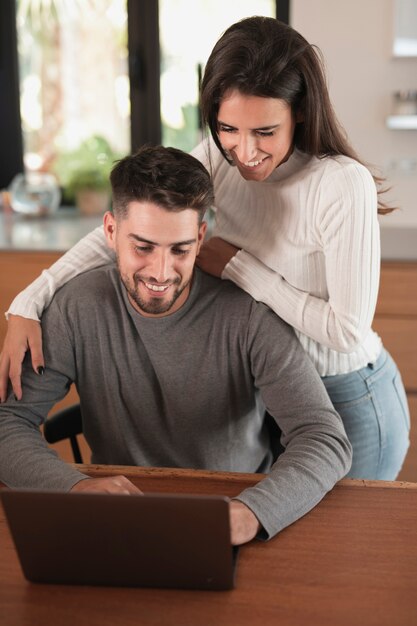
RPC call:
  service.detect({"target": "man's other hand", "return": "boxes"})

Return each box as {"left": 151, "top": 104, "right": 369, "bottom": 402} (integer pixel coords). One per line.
{"left": 70, "top": 475, "right": 143, "bottom": 495}
{"left": 229, "top": 500, "right": 261, "bottom": 545}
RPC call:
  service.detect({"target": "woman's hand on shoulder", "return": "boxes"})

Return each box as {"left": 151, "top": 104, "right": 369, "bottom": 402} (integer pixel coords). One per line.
{"left": 196, "top": 237, "right": 240, "bottom": 278}
{"left": 0, "top": 315, "right": 44, "bottom": 402}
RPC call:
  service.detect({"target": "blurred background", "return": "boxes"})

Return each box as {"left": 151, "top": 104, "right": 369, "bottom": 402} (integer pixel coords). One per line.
{"left": 0, "top": 0, "right": 416, "bottom": 476}
{"left": 0, "top": 0, "right": 416, "bottom": 226}
{"left": 0, "top": 0, "right": 278, "bottom": 207}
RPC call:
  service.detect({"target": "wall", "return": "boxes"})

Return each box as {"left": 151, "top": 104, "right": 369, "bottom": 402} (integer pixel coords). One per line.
{"left": 291, "top": 0, "right": 417, "bottom": 228}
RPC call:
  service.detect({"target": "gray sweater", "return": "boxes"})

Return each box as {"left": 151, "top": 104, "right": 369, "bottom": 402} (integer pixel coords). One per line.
{"left": 0, "top": 266, "right": 352, "bottom": 538}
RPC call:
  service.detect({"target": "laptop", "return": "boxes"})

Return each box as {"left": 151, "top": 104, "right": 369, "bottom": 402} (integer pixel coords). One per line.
{"left": 1, "top": 489, "right": 238, "bottom": 590}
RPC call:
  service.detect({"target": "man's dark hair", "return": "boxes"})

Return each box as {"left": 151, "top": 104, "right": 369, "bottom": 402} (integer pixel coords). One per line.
{"left": 110, "top": 145, "right": 214, "bottom": 223}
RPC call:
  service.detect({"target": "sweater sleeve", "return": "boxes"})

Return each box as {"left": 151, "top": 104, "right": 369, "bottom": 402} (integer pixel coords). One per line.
{"left": 6, "top": 225, "right": 113, "bottom": 322}
{"left": 234, "top": 304, "right": 352, "bottom": 539}
{"left": 190, "top": 135, "right": 225, "bottom": 175}
{"left": 0, "top": 297, "right": 89, "bottom": 490}
{"left": 222, "top": 163, "right": 380, "bottom": 353}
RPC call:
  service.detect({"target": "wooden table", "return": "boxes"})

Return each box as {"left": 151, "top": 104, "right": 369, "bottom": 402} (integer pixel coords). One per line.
{"left": 1, "top": 465, "right": 417, "bottom": 626}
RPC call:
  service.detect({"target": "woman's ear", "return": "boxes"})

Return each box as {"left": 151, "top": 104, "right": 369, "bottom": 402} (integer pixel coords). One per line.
{"left": 103, "top": 211, "right": 117, "bottom": 249}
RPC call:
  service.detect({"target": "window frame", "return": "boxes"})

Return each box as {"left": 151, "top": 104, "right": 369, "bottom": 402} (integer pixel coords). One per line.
{"left": 0, "top": 0, "right": 288, "bottom": 189}
{"left": 0, "top": 0, "right": 24, "bottom": 189}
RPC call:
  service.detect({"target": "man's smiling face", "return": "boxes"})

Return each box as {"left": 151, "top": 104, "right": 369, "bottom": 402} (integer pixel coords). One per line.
{"left": 104, "top": 202, "right": 206, "bottom": 317}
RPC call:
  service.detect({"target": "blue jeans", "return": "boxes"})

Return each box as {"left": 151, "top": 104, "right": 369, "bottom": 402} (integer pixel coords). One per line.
{"left": 321, "top": 349, "right": 410, "bottom": 480}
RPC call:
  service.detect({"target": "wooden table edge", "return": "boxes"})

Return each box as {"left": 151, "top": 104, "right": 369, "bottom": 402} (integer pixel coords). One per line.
{"left": 67, "top": 464, "right": 417, "bottom": 490}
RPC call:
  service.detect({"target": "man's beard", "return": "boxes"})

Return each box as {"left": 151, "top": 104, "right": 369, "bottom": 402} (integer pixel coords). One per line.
{"left": 122, "top": 271, "right": 189, "bottom": 315}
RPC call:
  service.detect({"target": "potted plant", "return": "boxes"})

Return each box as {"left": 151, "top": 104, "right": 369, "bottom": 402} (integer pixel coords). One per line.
{"left": 66, "top": 166, "right": 111, "bottom": 216}
{"left": 54, "top": 135, "right": 120, "bottom": 215}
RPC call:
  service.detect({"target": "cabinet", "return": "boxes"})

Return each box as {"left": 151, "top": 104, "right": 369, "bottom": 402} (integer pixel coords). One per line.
{"left": 373, "top": 262, "right": 417, "bottom": 481}
{"left": 0, "top": 251, "right": 60, "bottom": 343}
{"left": 0, "top": 250, "right": 89, "bottom": 462}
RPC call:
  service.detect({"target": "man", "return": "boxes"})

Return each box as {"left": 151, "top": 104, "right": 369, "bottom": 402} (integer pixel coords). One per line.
{"left": 0, "top": 146, "right": 352, "bottom": 545}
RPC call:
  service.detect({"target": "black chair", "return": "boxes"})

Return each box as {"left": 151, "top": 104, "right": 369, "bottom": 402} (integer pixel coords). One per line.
{"left": 43, "top": 403, "right": 84, "bottom": 463}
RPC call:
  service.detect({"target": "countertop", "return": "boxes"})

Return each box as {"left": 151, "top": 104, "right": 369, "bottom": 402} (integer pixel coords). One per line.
{"left": 0, "top": 209, "right": 103, "bottom": 253}
{"left": 0, "top": 210, "right": 416, "bottom": 260}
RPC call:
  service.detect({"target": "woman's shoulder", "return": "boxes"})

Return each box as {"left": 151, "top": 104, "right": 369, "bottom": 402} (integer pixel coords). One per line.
{"left": 309, "top": 154, "right": 378, "bottom": 226}
{"left": 315, "top": 153, "right": 374, "bottom": 185}
{"left": 266, "top": 150, "right": 371, "bottom": 187}
{"left": 296, "top": 152, "right": 376, "bottom": 205}
{"left": 190, "top": 136, "right": 227, "bottom": 174}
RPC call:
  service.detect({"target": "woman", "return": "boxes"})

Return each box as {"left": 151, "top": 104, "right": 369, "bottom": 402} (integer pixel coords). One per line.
{"left": 0, "top": 17, "right": 410, "bottom": 479}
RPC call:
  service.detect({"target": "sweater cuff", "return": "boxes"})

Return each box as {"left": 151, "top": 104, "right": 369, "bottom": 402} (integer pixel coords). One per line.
{"left": 6, "top": 298, "right": 42, "bottom": 322}
{"left": 5, "top": 271, "right": 55, "bottom": 321}
{"left": 233, "top": 491, "right": 285, "bottom": 541}
{"left": 222, "top": 249, "right": 282, "bottom": 305}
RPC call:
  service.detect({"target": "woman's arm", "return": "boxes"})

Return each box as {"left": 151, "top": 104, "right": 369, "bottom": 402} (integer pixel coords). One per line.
{"left": 203, "top": 163, "right": 380, "bottom": 353}
{"left": 0, "top": 316, "right": 42, "bottom": 401}
{"left": 6, "top": 225, "right": 112, "bottom": 321}
{"left": 0, "top": 225, "right": 113, "bottom": 401}
{"left": 223, "top": 247, "right": 378, "bottom": 353}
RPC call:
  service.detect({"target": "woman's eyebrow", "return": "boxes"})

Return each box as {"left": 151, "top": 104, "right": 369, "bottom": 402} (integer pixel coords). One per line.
{"left": 217, "top": 120, "right": 235, "bottom": 127}
{"left": 252, "top": 124, "right": 280, "bottom": 131}
{"left": 217, "top": 120, "right": 280, "bottom": 131}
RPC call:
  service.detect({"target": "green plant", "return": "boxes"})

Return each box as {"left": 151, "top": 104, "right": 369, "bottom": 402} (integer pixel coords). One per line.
{"left": 53, "top": 135, "right": 120, "bottom": 203}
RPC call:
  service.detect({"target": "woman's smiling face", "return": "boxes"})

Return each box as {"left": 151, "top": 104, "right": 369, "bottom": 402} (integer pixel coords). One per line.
{"left": 217, "top": 89, "right": 297, "bottom": 182}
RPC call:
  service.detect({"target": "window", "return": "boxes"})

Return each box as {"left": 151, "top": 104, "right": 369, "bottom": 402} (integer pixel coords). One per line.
{"left": 0, "top": 1, "right": 288, "bottom": 193}
{"left": 159, "top": 0, "right": 277, "bottom": 152}
{"left": 16, "top": 0, "right": 130, "bottom": 203}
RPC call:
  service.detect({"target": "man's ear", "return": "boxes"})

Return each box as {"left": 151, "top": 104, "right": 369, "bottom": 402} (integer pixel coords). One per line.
{"left": 103, "top": 211, "right": 117, "bottom": 249}
{"left": 196, "top": 221, "right": 208, "bottom": 254}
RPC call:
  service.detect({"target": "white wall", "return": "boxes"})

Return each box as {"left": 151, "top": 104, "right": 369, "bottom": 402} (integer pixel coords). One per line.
{"left": 291, "top": 0, "right": 417, "bottom": 228}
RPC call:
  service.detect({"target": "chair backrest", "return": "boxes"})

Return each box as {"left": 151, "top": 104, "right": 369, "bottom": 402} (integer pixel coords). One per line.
{"left": 43, "top": 404, "right": 83, "bottom": 463}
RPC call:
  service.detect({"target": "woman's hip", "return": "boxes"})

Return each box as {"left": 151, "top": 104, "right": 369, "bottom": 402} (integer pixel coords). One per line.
{"left": 321, "top": 348, "right": 410, "bottom": 479}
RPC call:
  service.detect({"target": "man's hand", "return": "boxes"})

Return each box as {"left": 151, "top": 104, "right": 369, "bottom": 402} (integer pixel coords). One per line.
{"left": 229, "top": 500, "right": 261, "bottom": 545}
{"left": 70, "top": 475, "right": 143, "bottom": 495}
{"left": 196, "top": 237, "right": 239, "bottom": 278}
{"left": 0, "top": 315, "right": 44, "bottom": 402}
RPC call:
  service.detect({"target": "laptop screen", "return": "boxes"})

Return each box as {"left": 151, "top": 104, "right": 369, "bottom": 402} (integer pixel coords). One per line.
{"left": 1, "top": 489, "right": 238, "bottom": 590}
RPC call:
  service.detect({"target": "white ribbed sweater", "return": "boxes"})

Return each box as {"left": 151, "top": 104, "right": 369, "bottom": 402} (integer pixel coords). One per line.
{"left": 192, "top": 139, "right": 382, "bottom": 375}
{"left": 8, "top": 138, "right": 382, "bottom": 375}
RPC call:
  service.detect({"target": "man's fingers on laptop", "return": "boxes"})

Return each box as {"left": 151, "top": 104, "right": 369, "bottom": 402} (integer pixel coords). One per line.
{"left": 70, "top": 476, "right": 143, "bottom": 495}
{"left": 229, "top": 500, "right": 261, "bottom": 546}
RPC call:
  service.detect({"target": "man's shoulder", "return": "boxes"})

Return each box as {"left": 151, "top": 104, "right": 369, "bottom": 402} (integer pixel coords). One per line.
{"left": 198, "top": 268, "right": 254, "bottom": 303}
{"left": 47, "top": 265, "right": 120, "bottom": 317}
{"left": 197, "top": 269, "right": 293, "bottom": 332}
{"left": 57, "top": 265, "right": 118, "bottom": 296}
